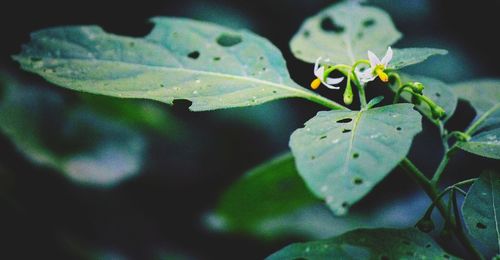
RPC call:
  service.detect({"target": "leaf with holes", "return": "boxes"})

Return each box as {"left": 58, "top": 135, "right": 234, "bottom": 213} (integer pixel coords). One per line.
{"left": 393, "top": 74, "right": 458, "bottom": 122}
{"left": 266, "top": 228, "right": 458, "bottom": 259}
{"left": 13, "top": 17, "right": 344, "bottom": 111}
{"left": 289, "top": 104, "right": 422, "bottom": 215}
{"left": 0, "top": 74, "right": 146, "bottom": 187}
{"left": 290, "top": 1, "right": 402, "bottom": 65}
{"left": 212, "top": 153, "right": 318, "bottom": 238}
{"left": 453, "top": 80, "right": 500, "bottom": 159}
{"left": 462, "top": 171, "right": 500, "bottom": 253}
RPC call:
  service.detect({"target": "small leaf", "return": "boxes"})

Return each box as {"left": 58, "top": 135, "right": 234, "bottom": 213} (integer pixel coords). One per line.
{"left": 453, "top": 80, "right": 500, "bottom": 159}
{"left": 13, "top": 17, "right": 344, "bottom": 111}
{"left": 366, "top": 96, "right": 384, "bottom": 109}
{"left": 266, "top": 228, "right": 458, "bottom": 260}
{"left": 290, "top": 1, "right": 401, "bottom": 65}
{"left": 289, "top": 104, "right": 422, "bottom": 215}
{"left": 389, "top": 48, "right": 448, "bottom": 70}
{"left": 462, "top": 171, "right": 500, "bottom": 253}
{"left": 395, "top": 74, "right": 458, "bottom": 121}
{"left": 212, "top": 153, "right": 318, "bottom": 238}
{"left": 0, "top": 73, "right": 146, "bottom": 186}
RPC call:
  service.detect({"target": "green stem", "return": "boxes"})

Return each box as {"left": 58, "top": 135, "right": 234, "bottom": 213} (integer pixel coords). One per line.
{"left": 465, "top": 103, "right": 500, "bottom": 135}
{"left": 432, "top": 104, "right": 500, "bottom": 183}
{"left": 393, "top": 85, "right": 413, "bottom": 104}
{"left": 304, "top": 91, "right": 349, "bottom": 110}
{"left": 399, "top": 158, "right": 483, "bottom": 259}
{"left": 350, "top": 71, "right": 367, "bottom": 109}
{"left": 451, "top": 189, "right": 484, "bottom": 260}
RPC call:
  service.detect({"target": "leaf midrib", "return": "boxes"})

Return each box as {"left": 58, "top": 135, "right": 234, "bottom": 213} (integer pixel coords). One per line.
{"left": 341, "top": 110, "right": 364, "bottom": 176}
{"left": 17, "top": 56, "right": 303, "bottom": 92}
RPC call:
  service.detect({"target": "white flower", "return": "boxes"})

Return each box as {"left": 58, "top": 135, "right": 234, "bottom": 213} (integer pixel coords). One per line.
{"left": 310, "top": 57, "right": 344, "bottom": 90}
{"left": 357, "top": 47, "right": 393, "bottom": 83}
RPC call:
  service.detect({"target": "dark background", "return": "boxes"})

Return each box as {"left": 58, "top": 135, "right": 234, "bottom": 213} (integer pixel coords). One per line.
{"left": 1, "top": 0, "right": 499, "bottom": 259}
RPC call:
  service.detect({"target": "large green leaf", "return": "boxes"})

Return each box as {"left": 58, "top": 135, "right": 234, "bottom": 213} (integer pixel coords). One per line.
{"left": 462, "top": 171, "right": 500, "bottom": 253}
{"left": 266, "top": 228, "right": 457, "bottom": 260}
{"left": 289, "top": 104, "right": 422, "bottom": 215}
{"left": 211, "top": 153, "right": 319, "bottom": 238}
{"left": 394, "top": 74, "right": 458, "bottom": 122}
{"left": 0, "top": 74, "right": 146, "bottom": 186}
{"left": 290, "top": 1, "right": 401, "bottom": 65}
{"left": 13, "top": 17, "right": 344, "bottom": 111}
{"left": 453, "top": 80, "right": 500, "bottom": 159}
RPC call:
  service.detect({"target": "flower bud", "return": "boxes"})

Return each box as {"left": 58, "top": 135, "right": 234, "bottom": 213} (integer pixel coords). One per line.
{"left": 411, "top": 82, "right": 425, "bottom": 94}
{"left": 416, "top": 218, "right": 435, "bottom": 233}
{"left": 343, "top": 80, "right": 353, "bottom": 105}
{"left": 431, "top": 106, "right": 446, "bottom": 120}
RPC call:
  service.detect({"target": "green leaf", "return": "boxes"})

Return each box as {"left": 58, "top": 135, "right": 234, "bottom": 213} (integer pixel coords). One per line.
{"left": 211, "top": 153, "right": 318, "bottom": 238}
{"left": 395, "top": 74, "right": 458, "bottom": 121}
{"left": 290, "top": 1, "right": 401, "bottom": 65}
{"left": 13, "top": 17, "right": 344, "bottom": 111}
{"left": 389, "top": 48, "right": 448, "bottom": 70}
{"left": 0, "top": 74, "right": 146, "bottom": 186}
{"left": 266, "top": 228, "right": 458, "bottom": 260}
{"left": 289, "top": 104, "right": 422, "bottom": 215}
{"left": 462, "top": 171, "right": 500, "bottom": 253}
{"left": 453, "top": 80, "right": 500, "bottom": 159}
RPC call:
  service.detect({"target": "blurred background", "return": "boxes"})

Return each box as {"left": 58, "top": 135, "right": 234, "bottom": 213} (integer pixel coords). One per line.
{"left": 1, "top": 0, "right": 499, "bottom": 259}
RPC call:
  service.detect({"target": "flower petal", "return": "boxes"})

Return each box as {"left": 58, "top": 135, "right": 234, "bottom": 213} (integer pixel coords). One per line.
{"left": 314, "top": 66, "right": 324, "bottom": 78}
{"left": 381, "top": 47, "right": 393, "bottom": 66}
{"left": 357, "top": 69, "right": 376, "bottom": 83}
{"left": 322, "top": 81, "right": 340, "bottom": 89}
{"left": 314, "top": 57, "right": 322, "bottom": 73}
{"left": 326, "top": 76, "right": 344, "bottom": 85}
{"left": 367, "top": 51, "right": 380, "bottom": 67}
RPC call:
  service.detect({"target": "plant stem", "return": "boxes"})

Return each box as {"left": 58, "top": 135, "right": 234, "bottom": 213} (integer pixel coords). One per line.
{"left": 399, "top": 158, "right": 484, "bottom": 259}
{"left": 465, "top": 103, "right": 500, "bottom": 135}
{"left": 350, "top": 72, "right": 367, "bottom": 109}
{"left": 304, "top": 91, "right": 349, "bottom": 110}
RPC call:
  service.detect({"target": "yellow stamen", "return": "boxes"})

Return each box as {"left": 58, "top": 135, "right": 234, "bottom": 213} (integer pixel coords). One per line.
{"left": 375, "top": 68, "right": 389, "bottom": 82}
{"left": 310, "top": 78, "right": 321, "bottom": 90}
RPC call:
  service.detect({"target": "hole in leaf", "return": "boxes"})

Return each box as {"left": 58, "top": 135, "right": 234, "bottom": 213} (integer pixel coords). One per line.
{"left": 320, "top": 135, "right": 327, "bottom": 140}
{"left": 435, "top": 92, "right": 441, "bottom": 97}
{"left": 476, "top": 222, "right": 486, "bottom": 229}
{"left": 160, "top": 84, "right": 165, "bottom": 88}
{"left": 363, "top": 19, "right": 375, "bottom": 27}
{"left": 353, "top": 153, "right": 359, "bottom": 159}
{"left": 341, "top": 202, "right": 349, "bottom": 208}
{"left": 396, "top": 127, "right": 402, "bottom": 131}
{"left": 353, "top": 177, "right": 363, "bottom": 185}
{"left": 129, "top": 41, "right": 135, "bottom": 47}
{"left": 262, "top": 67, "right": 267, "bottom": 71}
{"left": 311, "top": 155, "right": 316, "bottom": 160}
{"left": 259, "top": 56, "right": 264, "bottom": 60}
{"left": 272, "top": 90, "right": 277, "bottom": 94}
{"left": 425, "top": 244, "right": 432, "bottom": 248}
{"left": 213, "top": 57, "right": 221, "bottom": 61}
{"left": 321, "top": 17, "right": 345, "bottom": 33}
{"left": 216, "top": 33, "right": 242, "bottom": 47}
{"left": 172, "top": 99, "right": 192, "bottom": 110}
{"left": 303, "top": 30, "right": 310, "bottom": 38}
{"left": 380, "top": 255, "right": 389, "bottom": 260}
{"left": 342, "top": 129, "right": 352, "bottom": 133}
{"left": 337, "top": 118, "right": 352, "bottom": 123}
{"left": 187, "top": 51, "right": 200, "bottom": 59}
